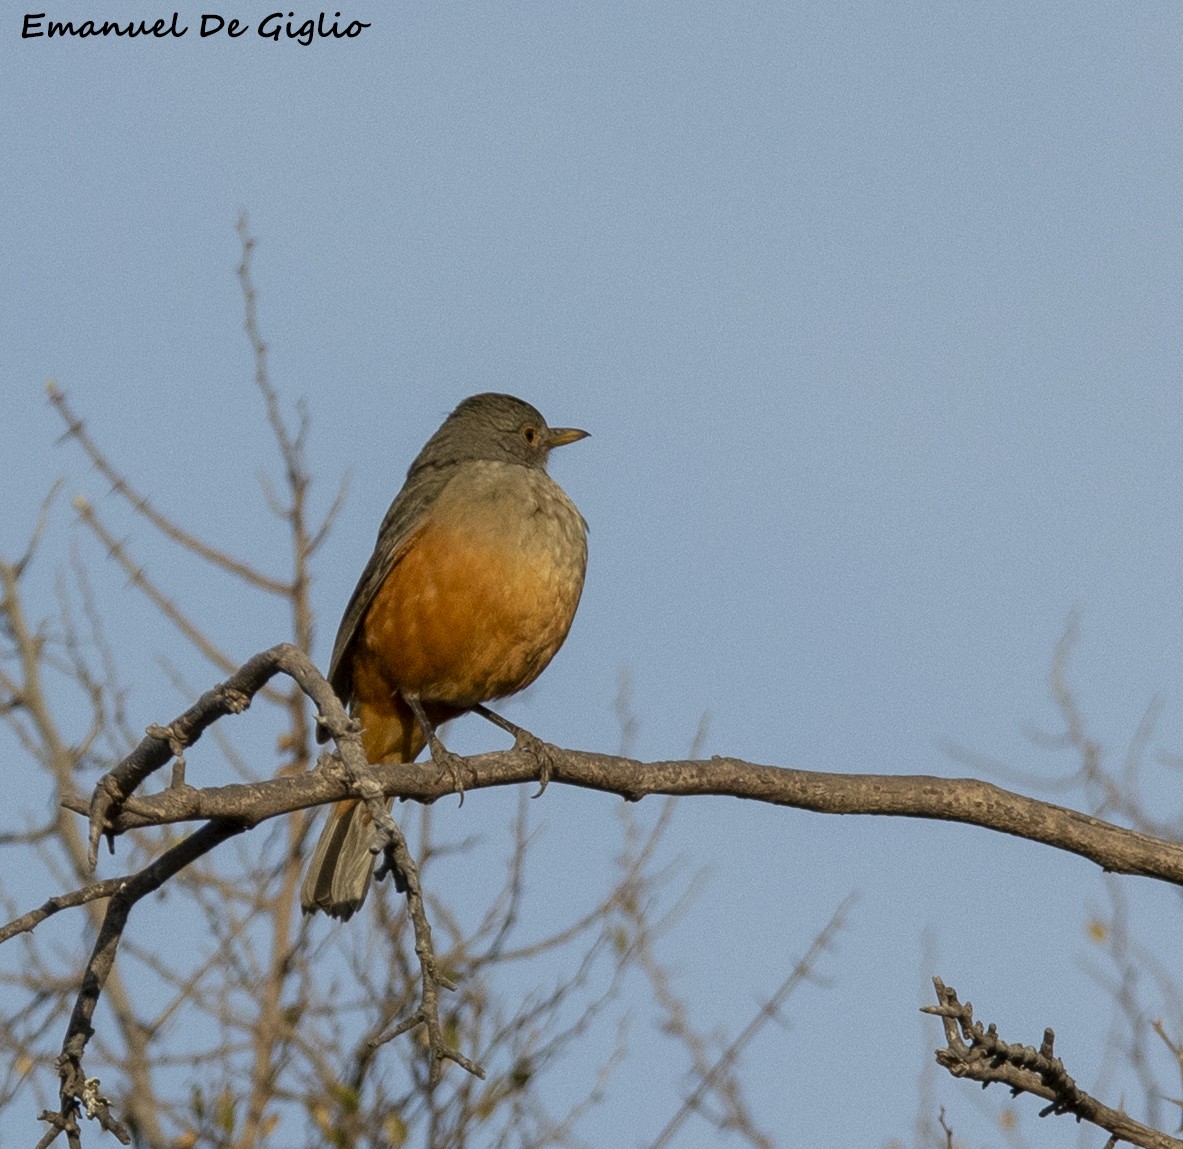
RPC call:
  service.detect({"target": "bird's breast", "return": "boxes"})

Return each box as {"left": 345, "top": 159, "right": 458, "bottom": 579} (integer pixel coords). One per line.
{"left": 354, "top": 462, "right": 588, "bottom": 710}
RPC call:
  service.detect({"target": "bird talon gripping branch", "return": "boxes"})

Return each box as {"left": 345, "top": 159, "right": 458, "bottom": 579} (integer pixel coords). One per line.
{"left": 300, "top": 394, "right": 588, "bottom": 919}
{"left": 511, "top": 730, "right": 555, "bottom": 797}
{"left": 430, "top": 738, "right": 468, "bottom": 803}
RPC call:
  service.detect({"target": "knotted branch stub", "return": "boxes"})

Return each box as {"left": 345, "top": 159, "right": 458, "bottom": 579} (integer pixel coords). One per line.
{"left": 924, "top": 978, "right": 1183, "bottom": 1149}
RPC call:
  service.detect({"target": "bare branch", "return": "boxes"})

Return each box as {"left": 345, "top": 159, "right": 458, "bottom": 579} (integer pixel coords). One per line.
{"left": 307, "top": 470, "right": 352, "bottom": 556}
{"left": 71, "top": 495, "right": 286, "bottom": 703}
{"left": 49, "top": 819, "right": 248, "bottom": 1146}
{"left": 1, "top": 541, "right": 170, "bottom": 1145}
{"left": 925, "top": 978, "right": 1183, "bottom": 1148}
{"left": 647, "top": 894, "right": 856, "bottom": 1149}
{"left": 82, "top": 643, "right": 334, "bottom": 869}
{"left": 14, "top": 229, "right": 732, "bottom": 1149}
{"left": 43, "top": 651, "right": 1183, "bottom": 899}
{"left": 236, "top": 214, "right": 298, "bottom": 487}
{"left": 0, "top": 878, "right": 131, "bottom": 944}
{"left": 13, "top": 477, "right": 65, "bottom": 579}
{"left": 45, "top": 381, "right": 290, "bottom": 596}
{"left": 13, "top": 637, "right": 1183, "bottom": 1144}
{"left": 72, "top": 642, "right": 486, "bottom": 1103}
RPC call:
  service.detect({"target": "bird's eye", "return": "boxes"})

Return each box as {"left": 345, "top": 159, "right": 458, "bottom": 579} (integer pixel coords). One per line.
{"left": 521, "top": 425, "right": 540, "bottom": 446}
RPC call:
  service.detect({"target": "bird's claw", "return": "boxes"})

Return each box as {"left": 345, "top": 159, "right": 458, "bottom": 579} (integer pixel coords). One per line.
{"left": 513, "top": 730, "right": 554, "bottom": 797}
{"left": 430, "top": 736, "right": 467, "bottom": 805}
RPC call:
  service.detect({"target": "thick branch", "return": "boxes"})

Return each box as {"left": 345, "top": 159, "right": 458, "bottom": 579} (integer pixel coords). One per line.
{"left": 78, "top": 735, "right": 1183, "bottom": 893}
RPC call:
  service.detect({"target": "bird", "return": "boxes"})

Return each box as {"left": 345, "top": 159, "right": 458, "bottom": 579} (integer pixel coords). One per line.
{"left": 300, "top": 392, "right": 589, "bottom": 919}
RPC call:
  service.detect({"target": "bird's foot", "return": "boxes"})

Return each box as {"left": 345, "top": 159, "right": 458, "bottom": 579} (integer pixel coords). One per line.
{"left": 405, "top": 695, "right": 468, "bottom": 805}
{"left": 471, "top": 704, "right": 555, "bottom": 796}
{"left": 429, "top": 734, "right": 468, "bottom": 805}
{"left": 510, "top": 729, "right": 556, "bottom": 797}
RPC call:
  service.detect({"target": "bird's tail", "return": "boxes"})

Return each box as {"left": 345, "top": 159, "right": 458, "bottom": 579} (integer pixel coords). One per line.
{"left": 302, "top": 701, "right": 429, "bottom": 919}
{"left": 300, "top": 799, "right": 389, "bottom": 920}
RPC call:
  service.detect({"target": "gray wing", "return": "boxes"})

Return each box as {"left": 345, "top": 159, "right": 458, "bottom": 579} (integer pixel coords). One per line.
{"left": 322, "top": 466, "right": 455, "bottom": 720}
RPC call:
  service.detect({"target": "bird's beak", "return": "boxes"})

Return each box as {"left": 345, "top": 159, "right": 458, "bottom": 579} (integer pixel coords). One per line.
{"left": 546, "top": 427, "right": 590, "bottom": 449}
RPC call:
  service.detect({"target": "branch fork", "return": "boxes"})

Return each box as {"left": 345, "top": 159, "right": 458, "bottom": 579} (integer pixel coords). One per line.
{"left": 19, "top": 644, "right": 482, "bottom": 1144}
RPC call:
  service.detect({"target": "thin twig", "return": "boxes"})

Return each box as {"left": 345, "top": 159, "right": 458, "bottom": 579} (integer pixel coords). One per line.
{"left": 46, "top": 381, "right": 289, "bottom": 596}
{"left": 647, "top": 894, "right": 856, "bottom": 1149}
{"left": 71, "top": 495, "right": 285, "bottom": 706}
{"left": 0, "top": 878, "right": 131, "bottom": 944}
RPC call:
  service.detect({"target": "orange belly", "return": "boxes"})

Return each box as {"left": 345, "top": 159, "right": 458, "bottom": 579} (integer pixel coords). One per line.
{"left": 346, "top": 461, "right": 587, "bottom": 765}
{"left": 357, "top": 520, "right": 579, "bottom": 698}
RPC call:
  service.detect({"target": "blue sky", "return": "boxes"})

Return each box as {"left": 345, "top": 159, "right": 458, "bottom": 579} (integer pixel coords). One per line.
{"left": 3, "top": 2, "right": 1183, "bottom": 1145}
